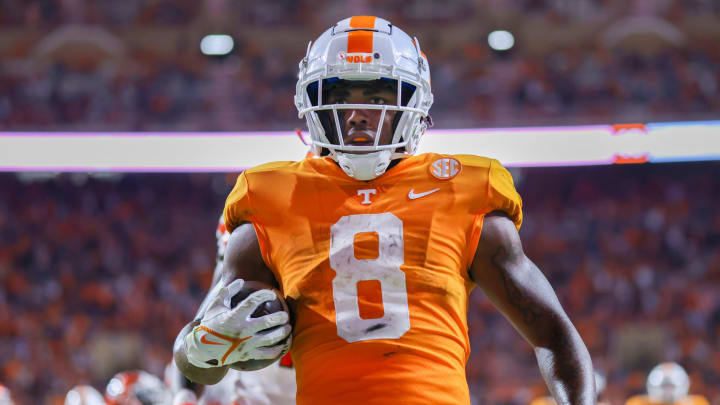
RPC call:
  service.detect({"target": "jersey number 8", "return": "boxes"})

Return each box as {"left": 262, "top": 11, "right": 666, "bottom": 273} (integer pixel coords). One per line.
{"left": 330, "top": 213, "right": 410, "bottom": 343}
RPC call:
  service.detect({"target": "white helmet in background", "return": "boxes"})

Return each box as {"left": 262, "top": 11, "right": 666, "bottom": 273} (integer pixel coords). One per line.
{"left": 0, "top": 383, "right": 13, "bottom": 405}
{"left": 105, "top": 371, "right": 171, "bottom": 405}
{"left": 65, "top": 385, "right": 106, "bottom": 405}
{"left": 646, "top": 362, "right": 690, "bottom": 403}
{"left": 295, "top": 16, "right": 433, "bottom": 180}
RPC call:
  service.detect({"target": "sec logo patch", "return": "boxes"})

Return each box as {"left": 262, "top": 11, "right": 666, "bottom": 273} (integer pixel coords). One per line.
{"left": 430, "top": 157, "right": 461, "bottom": 179}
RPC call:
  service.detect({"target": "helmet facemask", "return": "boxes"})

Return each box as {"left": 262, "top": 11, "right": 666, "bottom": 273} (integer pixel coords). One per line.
{"left": 309, "top": 78, "right": 416, "bottom": 148}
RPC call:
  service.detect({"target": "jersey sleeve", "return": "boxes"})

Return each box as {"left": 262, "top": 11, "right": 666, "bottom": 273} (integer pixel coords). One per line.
{"left": 223, "top": 171, "right": 254, "bottom": 234}
{"left": 487, "top": 159, "right": 523, "bottom": 230}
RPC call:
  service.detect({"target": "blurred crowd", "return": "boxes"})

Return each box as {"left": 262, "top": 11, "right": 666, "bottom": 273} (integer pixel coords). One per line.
{"left": 0, "top": 172, "right": 227, "bottom": 404}
{"left": 1, "top": 162, "right": 719, "bottom": 403}
{"left": 1, "top": 0, "right": 719, "bottom": 131}
{"left": 2, "top": 0, "right": 719, "bottom": 29}
{"left": 467, "top": 162, "right": 720, "bottom": 404}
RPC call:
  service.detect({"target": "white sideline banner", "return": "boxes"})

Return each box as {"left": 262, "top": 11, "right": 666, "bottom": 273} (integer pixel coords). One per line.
{"left": 1, "top": 121, "right": 719, "bottom": 171}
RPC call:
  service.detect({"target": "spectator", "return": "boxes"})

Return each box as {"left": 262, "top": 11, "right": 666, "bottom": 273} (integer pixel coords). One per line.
{"left": 1, "top": 162, "right": 719, "bottom": 403}
{"left": 0, "top": 1, "right": 718, "bottom": 130}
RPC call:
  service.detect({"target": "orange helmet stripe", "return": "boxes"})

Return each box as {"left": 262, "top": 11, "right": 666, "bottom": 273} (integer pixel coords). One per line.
{"left": 349, "top": 15, "right": 376, "bottom": 28}
{"left": 347, "top": 15, "right": 376, "bottom": 54}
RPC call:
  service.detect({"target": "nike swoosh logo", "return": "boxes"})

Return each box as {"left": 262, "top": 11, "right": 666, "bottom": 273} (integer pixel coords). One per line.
{"left": 408, "top": 188, "right": 440, "bottom": 200}
{"left": 201, "top": 334, "right": 224, "bottom": 345}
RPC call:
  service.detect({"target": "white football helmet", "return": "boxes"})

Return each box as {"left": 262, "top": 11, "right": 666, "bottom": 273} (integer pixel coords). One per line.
{"left": 65, "top": 385, "right": 106, "bottom": 405}
{"left": 0, "top": 383, "right": 13, "bottom": 405}
{"left": 295, "top": 16, "right": 433, "bottom": 180}
{"left": 646, "top": 362, "right": 690, "bottom": 403}
{"left": 105, "top": 371, "right": 171, "bottom": 405}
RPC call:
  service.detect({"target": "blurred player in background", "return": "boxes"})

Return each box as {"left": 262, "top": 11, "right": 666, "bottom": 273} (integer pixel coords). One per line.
{"left": 64, "top": 384, "right": 106, "bottom": 405}
{"left": 0, "top": 383, "right": 13, "bottom": 405}
{"left": 166, "top": 216, "right": 296, "bottom": 405}
{"left": 624, "top": 363, "right": 709, "bottom": 405}
{"left": 175, "top": 16, "right": 594, "bottom": 404}
{"left": 104, "top": 370, "right": 171, "bottom": 405}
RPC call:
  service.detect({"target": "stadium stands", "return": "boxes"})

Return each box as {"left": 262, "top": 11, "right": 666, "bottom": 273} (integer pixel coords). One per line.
{"left": 1, "top": 162, "right": 719, "bottom": 403}
{"left": 0, "top": 0, "right": 718, "bottom": 130}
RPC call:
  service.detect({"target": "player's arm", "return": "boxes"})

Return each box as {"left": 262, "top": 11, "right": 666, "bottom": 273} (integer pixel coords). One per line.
{"left": 173, "top": 223, "right": 290, "bottom": 385}
{"left": 470, "top": 212, "right": 595, "bottom": 405}
{"left": 170, "top": 225, "right": 242, "bottom": 394}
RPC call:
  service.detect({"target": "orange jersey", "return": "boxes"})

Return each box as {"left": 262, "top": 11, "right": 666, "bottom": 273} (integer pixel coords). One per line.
{"left": 224, "top": 153, "right": 522, "bottom": 405}
{"left": 624, "top": 395, "right": 710, "bottom": 405}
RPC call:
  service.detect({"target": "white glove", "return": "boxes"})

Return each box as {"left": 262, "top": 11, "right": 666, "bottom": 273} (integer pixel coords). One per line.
{"left": 184, "top": 279, "right": 291, "bottom": 368}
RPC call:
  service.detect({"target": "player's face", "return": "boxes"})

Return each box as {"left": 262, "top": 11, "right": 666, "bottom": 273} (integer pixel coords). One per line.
{"left": 325, "top": 87, "right": 398, "bottom": 153}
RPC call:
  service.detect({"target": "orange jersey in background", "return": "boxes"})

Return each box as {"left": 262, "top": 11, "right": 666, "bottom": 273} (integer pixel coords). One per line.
{"left": 224, "top": 153, "right": 522, "bottom": 405}
{"left": 529, "top": 397, "right": 557, "bottom": 405}
{"left": 530, "top": 396, "right": 610, "bottom": 405}
{"left": 624, "top": 395, "right": 710, "bottom": 405}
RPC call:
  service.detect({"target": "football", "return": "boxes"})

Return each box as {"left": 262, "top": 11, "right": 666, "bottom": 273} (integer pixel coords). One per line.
{"left": 228, "top": 280, "right": 292, "bottom": 371}
{"left": 229, "top": 280, "right": 288, "bottom": 318}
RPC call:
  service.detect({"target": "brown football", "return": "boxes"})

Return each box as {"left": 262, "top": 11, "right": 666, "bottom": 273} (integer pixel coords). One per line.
{"left": 229, "top": 280, "right": 287, "bottom": 318}
{"left": 227, "top": 280, "right": 292, "bottom": 371}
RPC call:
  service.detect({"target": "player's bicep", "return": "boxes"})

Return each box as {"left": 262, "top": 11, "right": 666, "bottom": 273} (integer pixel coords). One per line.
{"left": 222, "top": 222, "right": 279, "bottom": 289}
{"left": 470, "top": 212, "right": 572, "bottom": 348}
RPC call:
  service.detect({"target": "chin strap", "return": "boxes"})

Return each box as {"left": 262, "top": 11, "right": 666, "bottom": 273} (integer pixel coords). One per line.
{"left": 336, "top": 149, "right": 393, "bottom": 181}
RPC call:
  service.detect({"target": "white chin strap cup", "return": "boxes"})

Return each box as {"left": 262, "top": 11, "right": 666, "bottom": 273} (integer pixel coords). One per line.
{"left": 336, "top": 149, "right": 393, "bottom": 181}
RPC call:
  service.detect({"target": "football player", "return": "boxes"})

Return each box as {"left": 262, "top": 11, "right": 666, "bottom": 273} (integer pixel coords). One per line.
{"left": 104, "top": 370, "right": 171, "bottom": 405}
{"left": 166, "top": 216, "right": 296, "bottom": 405}
{"left": 624, "top": 362, "right": 709, "bottom": 405}
{"left": 175, "top": 16, "right": 594, "bottom": 405}
{"left": 0, "top": 383, "right": 13, "bottom": 405}
{"left": 65, "top": 384, "right": 107, "bottom": 405}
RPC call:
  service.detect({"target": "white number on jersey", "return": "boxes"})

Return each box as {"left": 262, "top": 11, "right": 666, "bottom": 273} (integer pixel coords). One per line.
{"left": 329, "top": 213, "right": 410, "bottom": 342}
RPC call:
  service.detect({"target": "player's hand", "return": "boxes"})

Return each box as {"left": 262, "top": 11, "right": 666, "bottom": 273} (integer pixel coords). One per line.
{"left": 183, "top": 279, "right": 291, "bottom": 368}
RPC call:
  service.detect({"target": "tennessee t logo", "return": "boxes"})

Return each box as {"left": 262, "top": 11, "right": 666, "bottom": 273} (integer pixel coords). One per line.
{"left": 357, "top": 189, "right": 377, "bottom": 205}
